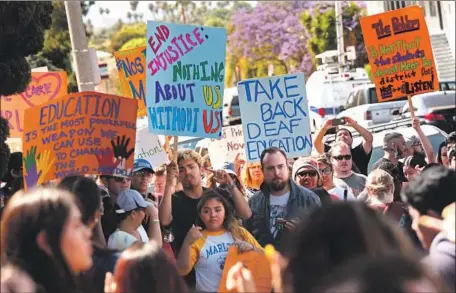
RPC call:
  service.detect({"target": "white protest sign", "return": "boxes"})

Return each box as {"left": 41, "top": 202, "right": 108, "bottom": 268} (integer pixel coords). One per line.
{"left": 135, "top": 127, "right": 169, "bottom": 168}
{"left": 208, "top": 125, "right": 244, "bottom": 168}
{"left": 237, "top": 73, "right": 312, "bottom": 162}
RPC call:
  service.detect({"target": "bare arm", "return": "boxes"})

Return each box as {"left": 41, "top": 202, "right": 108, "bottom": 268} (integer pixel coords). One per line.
{"left": 346, "top": 117, "right": 373, "bottom": 154}
{"left": 146, "top": 205, "right": 163, "bottom": 247}
{"left": 313, "top": 120, "right": 333, "bottom": 154}
{"left": 159, "top": 162, "right": 177, "bottom": 226}
{"left": 176, "top": 241, "right": 193, "bottom": 275}
{"left": 412, "top": 118, "right": 435, "bottom": 163}
{"left": 230, "top": 185, "right": 252, "bottom": 220}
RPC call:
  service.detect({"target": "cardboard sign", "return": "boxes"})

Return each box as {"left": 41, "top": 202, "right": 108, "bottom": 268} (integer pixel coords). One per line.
{"left": 360, "top": 6, "right": 439, "bottom": 102}
{"left": 22, "top": 92, "right": 138, "bottom": 190}
{"left": 218, "top": 246, "right": 272, "bottom": 293}
{"left": 1, "top": 72, "right": 68, "bottom": 138}
{"left": 145, "top": 22, "right": 227, "bottom": 138}
{"left": 114, "top": 46, "right": 147, "bottom": 117}
{"left": 208, "top": 125, "right": 244, "bottom": 168}
{"left": 237, "top": 73, "right": 312, "bottom": 162}
{"left": 6, "top": 138, "right": 22, "bottom": 153}
{"left": 135, "top": 127, "right": 169, "bottom": 168}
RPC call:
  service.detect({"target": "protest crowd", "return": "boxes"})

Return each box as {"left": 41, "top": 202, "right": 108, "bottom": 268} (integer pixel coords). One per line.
{"left": 1, "top": 3, "right": 456, "bottom": 293}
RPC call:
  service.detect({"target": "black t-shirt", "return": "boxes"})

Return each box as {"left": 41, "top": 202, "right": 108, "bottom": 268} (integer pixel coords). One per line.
{"left": 371, "top": 158, "right": 407, "bottom": 202}
{"left": 101, "top": 196, "right": 118, "bottom": 241}
{"left": 325, "top": 143, "right": 372, "bottom": 175}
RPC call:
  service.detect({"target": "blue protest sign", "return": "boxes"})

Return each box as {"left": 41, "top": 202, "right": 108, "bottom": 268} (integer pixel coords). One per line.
{"left": 145, "top": 22, "right": 227, "bottom": 138}
{"left": 237, "top": 73, "right": 312, "bottom": 162}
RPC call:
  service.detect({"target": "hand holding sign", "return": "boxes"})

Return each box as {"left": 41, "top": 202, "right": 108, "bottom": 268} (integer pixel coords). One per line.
{"left": 111, "top": 135, "right": 135, "bottom": 160}
{"left": 23, "top": 146, "right": 42, "bottom": 188}
{"left": 36, "top": 150, "right": 55, "bottom": 186}
{"left": 226, "top": 262, "right": 257, "bottom": 293}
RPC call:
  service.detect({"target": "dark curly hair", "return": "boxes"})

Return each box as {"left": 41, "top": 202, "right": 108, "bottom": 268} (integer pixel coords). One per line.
{"left": 0, "top": 116, "right": 11, "bottom": 179}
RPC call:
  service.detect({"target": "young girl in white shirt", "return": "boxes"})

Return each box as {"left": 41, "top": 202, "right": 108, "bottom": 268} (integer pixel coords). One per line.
{"left": 176, "top": 190, "right": 262, "bottom": 292}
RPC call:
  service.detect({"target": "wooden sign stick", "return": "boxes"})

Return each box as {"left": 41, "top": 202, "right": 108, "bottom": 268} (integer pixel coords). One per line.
{"left": 173, "top": 135, "right": 178, "bottom": 162}
{"left": 407, "top": 95, "right": 415, "bottom": 118}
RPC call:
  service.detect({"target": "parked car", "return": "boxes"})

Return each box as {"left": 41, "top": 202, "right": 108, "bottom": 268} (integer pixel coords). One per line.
{"left": 324, "top": 120, "right": 448, "bottom": 173}
{"left": 337, "top": 84, "right": 406, "bottom": 128}
{"left": 222, "top": 87, "right": 241, "bottom": 126}
{"left": 439, "top": 80, "right": 456, "bottom": 91}
{"left": 395, "top": 91, "right": 456, "bottom": 133}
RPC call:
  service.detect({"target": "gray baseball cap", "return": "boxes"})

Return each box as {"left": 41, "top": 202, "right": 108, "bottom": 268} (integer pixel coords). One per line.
{"left": 115, "top": 189, "right": 152, "bottom": 214}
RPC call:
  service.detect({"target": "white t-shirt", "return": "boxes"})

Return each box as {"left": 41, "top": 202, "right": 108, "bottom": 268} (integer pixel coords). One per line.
{"left": 328, "top": 187, "right": 356, "bottom": 201}
{"left": 269, "top": 192, "right": 290, "bottom": 238}
{"left": 107, "top": 225, "right": 149, "bottom": 250}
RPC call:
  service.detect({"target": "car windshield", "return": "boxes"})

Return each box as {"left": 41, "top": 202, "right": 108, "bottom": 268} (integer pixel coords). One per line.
{"left": 231, "top": 95, "right": 239, "bottom": 106}
{"left": 367, "top": 133, "right": 447, "bottom": 172}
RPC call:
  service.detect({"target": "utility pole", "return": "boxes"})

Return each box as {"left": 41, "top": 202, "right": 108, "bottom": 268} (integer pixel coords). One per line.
{"left": 335, "top": 1, "right": 346, "bottom": 74}
{"left": 65, "top": 1, "right": 96, "bottom": 91}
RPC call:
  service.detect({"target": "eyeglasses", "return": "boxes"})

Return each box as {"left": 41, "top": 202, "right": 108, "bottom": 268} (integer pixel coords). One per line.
{"left": 297, "top": 170, "right": 318, "bottom": 178}
{"left": 319, "top": 168, "right": 332, "bottom": 175}
{"left": 332, "top": 154, "right": 352, "bottom": 161}
{"left": 133, "top": 171, "right": 153, "bottom": 178}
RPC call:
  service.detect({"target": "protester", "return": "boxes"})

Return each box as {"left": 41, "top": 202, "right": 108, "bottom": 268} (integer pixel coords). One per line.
{"left": 448, "top": 145, "right": 456, "bottom": 170}
{"left": 437, "top": 142, "right": 449, "bottom": 167}
{"left": 152, "top": 165, "right": 167, "bottom": 198}
{"left": 292, "top": 157, "right": 340, "bottom": 204}
{"left": 130, "top": 159, "right": 155, "bottom": 199}
{"left": 315, "top": 153, "right": 356, "bottom": 201}
{"left": 405, "top": 118, "right": 435, "bottom": 163}
{"left": 446, "top": 131, "right": 456, "bottom": 148}
{"left": 108, "top": 189, "right": 162, "bottom": 250}
{"left": 159, "top": 150, "right": 251, "bottom": 287}
{"left": 314, "top": 117, "right": 373, "bottom": 175}
{"left": 312, "top": 255, "right": 448, "bottom": 293}
{"left": 0, "top": 152, "right": 23, "bottom": 215}
{"left": 372, "top": 132, "right": 408, "bottom": 184}
{"left": 105, "top": 241, "right": 188, "bottom": 293}
{"left": 58, "top": 176, "right": 119, "bottom": 293}
{"left": 241, "top": 161, "right": 264, "bottom": 192}
{"left": 329, "top": 142, "right": 367, "bottom": 197}
{"left": 402, "top": 166, "right": 456, "bottom": 288}
{"left": 281, "top": 202, "right": 418, "bottom": 293}
{"left": 219, "top": 162, "right": 254, "bottom": 200}
{"left": 403, "top": 155, "right": 427, "bottom": 181}
{"left": 1, "top": 188, "right": 93, "bottom": 293}
{"left": 176, "top": 191, "right": 261, "bottom": 292}
{"left": 244, "top": 147, "right": 321, "bottom": 251}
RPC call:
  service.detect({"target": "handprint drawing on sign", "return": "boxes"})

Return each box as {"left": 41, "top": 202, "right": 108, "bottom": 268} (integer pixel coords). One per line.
{"left": 36, "top": 150, "right": 55, "bottom": 186}
{"left": 111, "top": 135, "right": 135, "bottom": 167}
{"left": 95, "top": 147, "right": 120, "bottom": 173}
{"left": 23, "top": 146, "right": 41, "bottom": 188}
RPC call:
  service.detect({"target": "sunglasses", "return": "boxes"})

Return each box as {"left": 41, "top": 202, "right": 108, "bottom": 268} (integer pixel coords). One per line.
{"left": 133, "top": 171, "right": 153, "bottom": 178}
{"left": 297, "top": 170, "right": 318, "bottom": 178}
{"left": 319, "top": 168, "right": 332, "bottom": 175}
{"left": 332, "top": 154, "right": 352, "bottom": 161}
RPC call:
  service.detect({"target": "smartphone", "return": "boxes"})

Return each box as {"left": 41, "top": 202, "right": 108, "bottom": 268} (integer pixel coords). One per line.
{"left": 331, "top": 118, "right": 346, "bottom": 126}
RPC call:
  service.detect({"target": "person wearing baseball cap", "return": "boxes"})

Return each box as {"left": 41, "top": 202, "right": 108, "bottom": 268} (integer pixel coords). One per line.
{"left": 131, "top": 159, "right": 155, "bottom": 200}
{"left": 107, "top": 189, "right": 161, "bottom": 251}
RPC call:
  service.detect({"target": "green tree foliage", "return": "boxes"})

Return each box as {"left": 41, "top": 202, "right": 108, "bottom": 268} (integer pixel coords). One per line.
{"left": 109, "top": 22, "right": 146, "bottom": 52}
{"left": 300, "top": 1, "right": 368, "bottom": 68}
{"left": 120, "top": 37, "right": 146, "bottom": 51}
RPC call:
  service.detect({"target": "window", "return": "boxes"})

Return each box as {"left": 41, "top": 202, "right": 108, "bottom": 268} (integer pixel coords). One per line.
{"left": 369, "top": 88, "right": 379, "bottom": 104}
{"left": 345, "top": 91, "right": 357, "bottom": 109}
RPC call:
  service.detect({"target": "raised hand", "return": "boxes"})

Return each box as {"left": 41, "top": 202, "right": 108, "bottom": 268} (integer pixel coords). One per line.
{"left": 226, "top": 261, "right": 257, "bottom": 293}
{"left": 111, "top": 135, "right": 135, "bottom": 160}
{"left": 95, "top": 148, "right": 120, "bottom": 171}
{"left": 183, "top": 225, "right": 203, "bottom": 246}
{"left": 23, "top": 146, "right": 38, "bottom": 172}
{"left": 211, "top": 169, "right": 234, "bottom": 186}
{"left": 36, "top": 150, "right": 55, "bottom": 186}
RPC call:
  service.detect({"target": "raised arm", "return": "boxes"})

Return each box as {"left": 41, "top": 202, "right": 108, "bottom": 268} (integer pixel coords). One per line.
{"left": 159, "top": 162, "right": 177, "bottom": 226}
{"left": 412, "top": 118, "right": 435, "bottom": 163}
{"left": 345, "top": 117, "right": 373, "bottom": 154}
{"left": 313, "top": 120, "right": 333, "bottom": 154}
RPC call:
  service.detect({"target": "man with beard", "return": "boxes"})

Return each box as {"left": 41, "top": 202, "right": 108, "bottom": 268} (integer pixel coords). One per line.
{"left": 372, "top": 132, "right": 408, "bottom": 185}
{"left": 159, "top": 150, "right": 251, "bottom": 286}
{"left": 330, "top": 142, "right": 367, "bottom": 198}
{"left": 244, "top": 147, "right": 321, "bottom": 252}
{"left": 314, "top": 117, "right": 373, "bottom": 175}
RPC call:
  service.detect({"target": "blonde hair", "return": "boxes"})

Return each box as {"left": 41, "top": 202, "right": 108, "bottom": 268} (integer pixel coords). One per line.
{"left": 177, "top": 150, "right": 203, "bottom": 167}
{"left": 241, "top": 162, "right": 263, "bottom": 189}
{"left": 366, "top": 169, "right": 394, "bottom": 201}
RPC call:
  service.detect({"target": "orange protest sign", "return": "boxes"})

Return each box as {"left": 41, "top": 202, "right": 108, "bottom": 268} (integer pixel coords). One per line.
{"left": 218, "top": 246, "right": 272, "bottom": 293}
{"left": 0, "top": 72, "right": 68, "bottom": 138}
{"left": 114, "top": 46, "right": 147, "bottom": 117}
{"left": 360, "top": 6, "right": 439, "bottom": 102}
{"left": 22, "top": 91, "right": 138, "bottom": 190}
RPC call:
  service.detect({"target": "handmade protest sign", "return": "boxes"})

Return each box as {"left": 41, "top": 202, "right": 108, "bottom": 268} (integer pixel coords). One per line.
{"left": 135, "top": 127, "right": 169, "bottom": 168}
{"left": 218, "top": 246, "right": 272, "bottom": 293}
{"left": 145, "top": 22, "right": 227, "bottom": 138}
{"left": 237, "top": 73, "right": 312, "bottom": 162}
{"left": 208, "top": 125, "right": 244, "bottom": 168}
{"left": 360, "top": 6, "right": 439, "bottom": 102}
{"left": 114, "top": 46, "right": 147, "bottom": 117}
{"left": 1, "top": 72, "right": 68, "bottom": 138}
{"left": 22, "top": 92, "right": 138, "bottom": 190}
